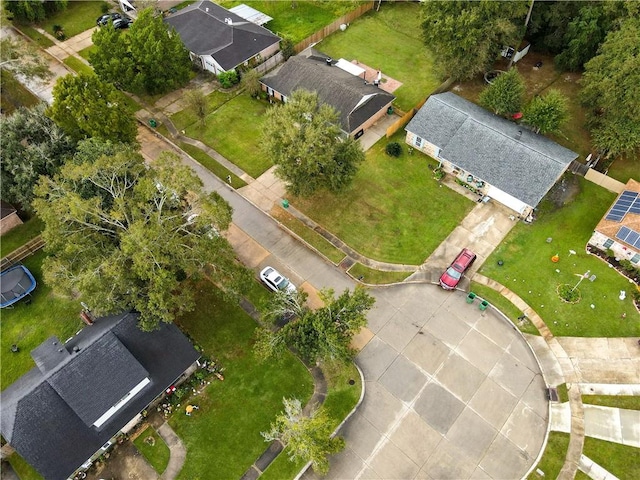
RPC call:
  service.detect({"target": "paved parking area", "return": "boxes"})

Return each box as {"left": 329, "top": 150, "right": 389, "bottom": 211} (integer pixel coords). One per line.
{"left": 305, "top": 283, "right": 548, "bottom": 480}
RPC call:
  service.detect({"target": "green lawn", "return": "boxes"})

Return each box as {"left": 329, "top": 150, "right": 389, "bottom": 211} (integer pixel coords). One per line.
{"left": 469, "top": 282, "right": 540, "bottom": 335}
{"left": 1, "top": 251, "right": 82, "bottom": 390}
{"left": 582, "top": 395, "right": 640, "bottom": 410}
{"left": 36, "top": 1, "right": 106, "bottom": 39}
{"left": 0, "top": 69, "right": 41, "bottom": 115}
{"left": 172, "top": 283, "right": 314, "bottom": 479}
{"left": 582, "top": 437, "right": 640, "bottom": 479}
{"left": 479, "top": 177, "right": 640, "bottom": 337}
{"left": 170, "top": 90, "right": 237, "bottom": 132}
{"left": 220, "top": 1, "right": 363, "bottom": 44}
{"left": 77, "top": 45, "right": 97, "bottom": 61}
{"left": 292, "top": 132, "right": 474, "bottom": 264}
{"left": 7, "top": 452, "right": 42, "bottom": 480}
{"left": 316, "top": 1, "right": 441, "bottom": 111}
{"left": 180, "top": 143, "right": 248, "bottom": 188}
{"left": 16, "top": 25, "right": 55, "bottom": 48}
{"left": 133, "top": 426, "right": 170, "bottom": 474}
{"left": 63, "top": 55, "right": 94, "bottom": 76}
{"left": 177, "top": 94, "right": 272, "bottom": 177}
{"left": 0, "top": 216, "right": 44, "bottom": 257}
{"left": 348, "top": 263, "right": 410, "bottom": 285}
{"left": 528, "top": 432, "right": 570, "bottom": 479}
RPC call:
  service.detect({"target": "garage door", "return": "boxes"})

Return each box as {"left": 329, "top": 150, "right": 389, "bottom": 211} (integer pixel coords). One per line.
{"left": 486, "top": 185, "right": 529, "bottom": 215}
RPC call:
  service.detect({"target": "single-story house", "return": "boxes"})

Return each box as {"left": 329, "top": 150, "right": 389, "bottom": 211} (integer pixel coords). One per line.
{"left": 0, "top": 312, "right": 200, "bottom": 480}
{"left": 588, "top": 179, "right": 640, "bottom": 265}
{"left": 405, "top": 92, "right": 578, "bottom": 218}
{"left": 259, "top": 51, "right": 395, "bottom": 138}
{"left": 164, "top": 0, "right": 281, "bottom": 75}
{"left": 0, "top": 200, "right": 22, "bottom": 236}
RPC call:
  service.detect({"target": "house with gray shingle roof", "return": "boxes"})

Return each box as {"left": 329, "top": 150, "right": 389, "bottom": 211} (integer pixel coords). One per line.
{"left": 260, "top": 51, "right": 395, "bottom": 137}
{"left": 0, "top": 312, "right": 199, "bottom": 480}
{"left": 405, "top": 92, "right": 578, "bottom": 218}
{"left": 164, "top": 0, "right": 280, "bottom": 75}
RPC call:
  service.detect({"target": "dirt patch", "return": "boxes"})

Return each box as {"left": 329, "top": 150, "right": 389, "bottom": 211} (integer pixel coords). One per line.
{"left": 545, "top": 174, "right": 581, "bottom": 208}
{"left": 85, "top": 442, "right": 158, "bottom": 480}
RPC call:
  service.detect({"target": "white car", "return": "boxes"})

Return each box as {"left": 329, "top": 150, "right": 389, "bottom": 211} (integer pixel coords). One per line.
{"left": 259, "top": 266, "right": 296, "bottom": 294}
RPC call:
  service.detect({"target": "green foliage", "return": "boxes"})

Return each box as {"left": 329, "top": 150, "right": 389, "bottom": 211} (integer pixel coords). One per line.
{"left": 33, "top": 143, "right": 251, "bottom": 330}
{"left": 263, "top": 89, "right": 365, "bottom": 196}
{"left": 184, "top": 89, "right": 208, "bottom": 127}
{"left": 261, "top": 398, "right": 345, "bottom": 475}
{"left": 5, "top": 0, "right": 67, "bottom": 23}
{"left": 581, "top": 17, "right": 640, "bottom": 157}
{"left": 218, "top": 70, "right": 239, "bottom": 89}
{"left": 241, "top": 69, "right": 261, "bottom": 97}
{"left": 421, "top": 0, "right": 529, "bottom": 81}
{"left": 0, "top": 37, "right": 51, "bottom": 81}
{"left": 478, "top": 68, "right": 525, "bottom": 116}
{"left": 48, "top": 73, "right": 138, "bottom": 143}
{"left": 385, "top": 142, "right": 402, "bottom": 157}
{"left": 523, "top": 89, "right": 570, "bottom": 134}
{"left": 132, "top": 427, "right": 170, "bottom": 474}
{"left": 90, "top": 8, "right": 191, "bottom": 95}
{"left": 280, "top": 36, "right": 295, "bottom": 60}
{"left": 0, "top": 104, "right": 76, "bottom": 211}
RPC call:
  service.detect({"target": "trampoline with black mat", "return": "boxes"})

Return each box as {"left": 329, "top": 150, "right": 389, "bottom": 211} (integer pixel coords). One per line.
{"left": 1, "top": 265, "right": 36, "bottom": 308}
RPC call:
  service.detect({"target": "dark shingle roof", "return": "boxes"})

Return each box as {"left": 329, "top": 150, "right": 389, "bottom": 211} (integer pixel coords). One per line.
{"left": 1, "top": 312, "right": 199, "bottom": 480}
{"left": 164, "top": 0, "right": 280, "bottom": 70}
{"left": 1, "top": 200, "right": 17, "bottom": 219}
{"left": 405, "top": 92, "right": 578, "bottom": 208}
{"left": 260, "top": 53, "right": 395, "bottom": 134}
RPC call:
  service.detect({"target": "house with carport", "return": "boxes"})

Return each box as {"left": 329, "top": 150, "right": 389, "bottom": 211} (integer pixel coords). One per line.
{"left": 260, "top": 50, "right": 395, "bottom": 138}
{"left": 164, "top": 0, "right": 280, "bottom": 75}
{"left": 588, "top": 179, "right": 640, "bottom": 265}
{"left": 405, "top": 92, "right": 578, "bottom": 219}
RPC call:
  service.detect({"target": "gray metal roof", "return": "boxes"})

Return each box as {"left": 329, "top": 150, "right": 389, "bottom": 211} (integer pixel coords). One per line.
{"left": 164, "top": 0, "right": 280, "bottom": 70}
{"left": 405, "top": 92, "right": 578, "bottom": 208}
{"left": 1, "top": 312, "right": 199, "bottom": 480}
{"left": 260, "top": 52, "right": 395, "bottom": 134}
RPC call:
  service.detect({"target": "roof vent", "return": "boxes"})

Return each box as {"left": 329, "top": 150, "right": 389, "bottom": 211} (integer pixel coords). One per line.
{"left": 516, "top": 130, "right": 522, "bottom": 140}
{"left": 205, "top": 7, "right": 209, "bottom": 12}
{"left": 225, "top": 17, "right": 232, "bottom": 25}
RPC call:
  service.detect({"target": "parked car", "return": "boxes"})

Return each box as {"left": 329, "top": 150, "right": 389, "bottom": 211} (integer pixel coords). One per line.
{"left": 112, "top": 17, "right": 133, "bottom": 29}
{"left": 96, "top": 12, "right": 121, "bottom": 26}
{"left": 439, "top": 248, "right": 477, "bottom": 290}
{"left": 260, "top": 266, "right": 296, "bottom": 294}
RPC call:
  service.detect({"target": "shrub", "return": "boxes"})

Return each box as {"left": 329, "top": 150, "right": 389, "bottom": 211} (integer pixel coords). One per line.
{"left": 53, "top": 25, "right": 65, "bottom": 40}
{"left": 218, "top": 70, "right": 239, "bottom": 89}
{"left": 385, "top": 142, "right": 402, "bottom": 157}
{"left": 280, "top": 36, "right": 295, "bottom": 61}
{"left": 619, "top": 259, "right": 638, "bottom": 274}
{"left": 101, "top": 2, "right": 109, "bottom": 14}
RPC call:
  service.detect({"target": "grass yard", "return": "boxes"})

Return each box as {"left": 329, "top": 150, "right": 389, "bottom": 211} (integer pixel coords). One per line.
{"left": 171, "top": 283, "right": 313, "bottom": 479}
{"left": 528, "top": 432, "right": 570, "bottom": 480}
{"left": 7, "top": 452, "right": 42, "bottom": 480}
{"left": 175, "top": 93, "right": 272, "bottom": 177}
{"left": 469, "top": 282, "right": 539, "bottom": 335}
{"left": 133, "top": 426, "right": 170, "bottom": 474}
{"left": 170, "top": 90, "right": 237, "bottom": 132}
{"left": 316, "top": 1, "right": 441, "bottom": 111}
{"left": 36, "top": 1, "right": 105, "bottom": 39}
{"left": 1, "top": 251, "right": 82, "bottom": 390}
{"left": 16, "top": 25, "right": 55, "bottom": 48}
{"left": 77, "top": 45, "right": 97, "bottom": 61}
{"left": 0, "top": 217, "right": 44, "bottom": 257}
{"left": 180, "top": 143, "right": 247, "bottom": 188}
{"left": 582, "top": 437, "right": 640, "bottom": 479}
{"left": 220, "top": 1, "right": 363, "bottom": 44}
{"left": 581, "top": 395, "right": 640, "bottom": 410}
{"left": 292, "top": 132, "right": 474, "bottom": 264}
{"left": 0, "top": 69, "right": 41, "bottom": 115}
{"left": 479, "top": 177, "right": 640, "bottom": 337}
{"left": 63, "top": 55, "right": 93, "bottom": 76}
{"left": 348, "top": 263, "right": 410, "bottom": 285}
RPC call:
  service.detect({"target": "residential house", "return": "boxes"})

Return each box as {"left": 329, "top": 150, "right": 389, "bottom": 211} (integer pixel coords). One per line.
{"left": 588, "top": 179, "right": 640, "bottom": 265}
{"left": 405, "top": 92, "right": 578, "bottom": 218}
{"left": 0, "top": 312, "right": 200, "bottom": 480}
{"left": 164, "top": 0, "right": 280, "bottom": 75}
{"left": 0, "top": 201, "right": 22, "bottom": 236}
{"left": 260, "top": 51, "right": 395, "bottom": 138}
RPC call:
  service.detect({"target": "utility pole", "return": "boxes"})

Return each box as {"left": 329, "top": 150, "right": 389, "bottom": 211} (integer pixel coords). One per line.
{"left": 507, "top": 0, "right": 535, "bottom": 70}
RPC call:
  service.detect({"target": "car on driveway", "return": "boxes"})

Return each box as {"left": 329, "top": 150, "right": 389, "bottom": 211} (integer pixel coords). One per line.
{"left": 439, "top": 248, "right": 476, "bottom": 290}
{"left": 96, "top": 12, "right": 121, "bottom": 26}
{"left": 112, "top": 17, "right": 133, "bottom": 29}
{"left": 260, "top": 266, "right": 296, "bottom": 294}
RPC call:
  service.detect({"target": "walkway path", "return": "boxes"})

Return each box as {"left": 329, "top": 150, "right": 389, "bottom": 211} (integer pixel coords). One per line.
{"left": 157, "top": 422, "right": 187, "bottom": 480}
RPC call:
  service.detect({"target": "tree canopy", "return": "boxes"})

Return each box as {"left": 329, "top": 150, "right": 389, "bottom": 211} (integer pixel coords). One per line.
{"left": 478, "top": 68, "right": 525, "bottom": 116}
{"left": 33, "top": 143, "right": 250, "bottom": 330}
{"left": 580, "top": 17, "right": 640, "bottom": 157}
{"left": 262, "top": 89, "right": 365, "bottom": 196}
{"left": 0, "top": 37, "right": 51, "bottom": 81}
{"left": 523, "top": 89, "right": 569, "bottom": 135}
{"left": 421, "top": 0, "right": 529, "bottom": 81}
{"left": 0, "top": 104, "right": 76, "bottom": 211}
{"left": 48, "top": 73, "right": 138, "bottom": 143}
{"left": 90, "top": 8, "right": 191, "bottom": 95}
{"left": 5, "top": 0, "right": 67, "bottom": 23}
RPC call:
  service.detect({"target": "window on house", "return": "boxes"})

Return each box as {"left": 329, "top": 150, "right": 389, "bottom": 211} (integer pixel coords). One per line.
{"left": 414, "top": 136, "right": 423, "bottom": 148}
{"left": 603, "top": 239, "right": 614, "bottom": 249}
{"left": 631, "top": 253, "right": 640, "bottom": 264}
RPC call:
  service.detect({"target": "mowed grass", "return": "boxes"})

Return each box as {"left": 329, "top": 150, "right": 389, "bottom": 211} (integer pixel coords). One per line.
{"left": 176, "top": 94, "right": 271, "bottom": 177}
{"left": 220, "top": 1, "right": 362, "bottom": 44}
{"left": 170, "top": 90, "right": 237, "bottom": 132}
{"left": 0, "top": 217, "right": 44, "bottom": 257}
{"left": 317, "top": 1, "right": 441, "bottom": 111}
{"left": 292, "top": 133, "right": 474, "bottom": 264}
{"left": 479, "top": 177, "right": 640, "bottom": 337}
{"left": 36, "top": 1, "right": 104, "bottom": 39}
{"left": 528, "top": 432, "right": 570, "bottom": 479}
{"left": 133, "top": 426, "right": 170, "bottom": 474}
{"left": 172, "top": 283, "right": 313, "bottom": 479}
{"left": 581, "top": 395, "right": 640, "bottom": 410}
{"left": 63, "top": 55, "right": 94, "bottom": 76}
{"left": 0, "top": 69, "right": 41, "bottom": 114}
{"left": 1, "top": 251, "right": 83, "bottom": 390}
{"left": 582, "top": 437, "right": 640, "bottom": 479}
{"left": 180, "top": 142, "right": 248, "bottom": 188}
{"left": 348, "top": 263, "right": 410, "bottom": 285}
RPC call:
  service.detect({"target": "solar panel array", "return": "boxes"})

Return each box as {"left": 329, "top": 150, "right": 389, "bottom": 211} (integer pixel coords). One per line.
{"left": 605, "top": 190, "right": 640, "bottom": 222}
{"left": 616, "top": 226, "right": 640, "bottom": 249}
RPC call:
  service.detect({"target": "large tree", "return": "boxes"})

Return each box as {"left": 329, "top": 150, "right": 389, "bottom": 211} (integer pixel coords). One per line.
{"left": 478, "top": 68, "right": 525, "bottom": 117}
{"left": 254, "top": 286, "right": 374, "bottom": 364}
{"left": 48, "top": 73, "right": 138, "bottom": 143}
{"left": 523, "top": 90, "right": 569, "bottom": 135}
{"left": 4, "top": 0, "right": 67, "bottom": 23}
{"left": 262, "top": 89, "right": 365, "bottom": 196}
{"left": 0, "top": 104, "right": 76, "bottom": 211}
{"left": 421, "top": 0, "right": 529, "bottom": 81}
{"left": 580, "top": 17, "right": 640, "bottom": 158}
{"left": 33, "top": 143, "right": 250, "bottom": 330}
{"left": 90, "top": 8, "right": 191, "bottom": 95}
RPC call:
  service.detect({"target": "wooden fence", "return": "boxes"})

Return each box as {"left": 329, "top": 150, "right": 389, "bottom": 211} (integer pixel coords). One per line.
{"left": 386, "top": 97, "right": 427, "bottom": 138}
{"left": 253, "top": 52, "right": 284, "bottom": 75}
{"left": 0, "top": 236, "right": 45, "bottom": 272}
{"left": 294, "top": 1, "right": 375, "bottom": 54}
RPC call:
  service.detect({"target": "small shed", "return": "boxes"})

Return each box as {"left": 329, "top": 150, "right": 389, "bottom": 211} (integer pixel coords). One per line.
{"left": 0, "top": 201, "right": 22, "bottom": 236}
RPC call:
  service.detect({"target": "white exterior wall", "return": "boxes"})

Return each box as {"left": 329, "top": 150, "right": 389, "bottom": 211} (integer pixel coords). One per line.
{"left": 588, "top": 231, "right": 640, "bottom": 264}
